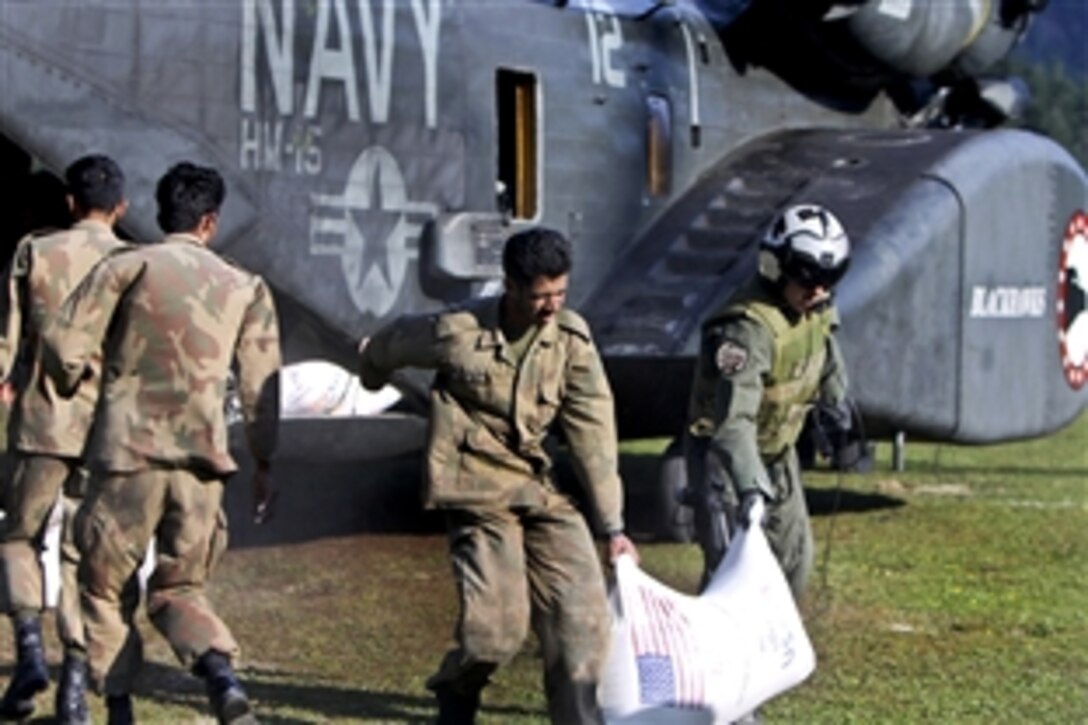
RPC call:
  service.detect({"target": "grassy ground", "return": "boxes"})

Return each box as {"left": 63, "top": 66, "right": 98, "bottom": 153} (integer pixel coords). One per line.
{"left": 3, "top": 413, "right": 1085, "bottom": 723}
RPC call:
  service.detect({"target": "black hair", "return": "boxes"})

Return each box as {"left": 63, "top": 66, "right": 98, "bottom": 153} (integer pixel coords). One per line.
{"left": 501, "top": 227, "right": 572, "bottom": 287}
{"left": 155, "top": 161, "right": 225, "bottom": 234}
{"left": 64, "top": 155, "right": 124, "bottom": 213}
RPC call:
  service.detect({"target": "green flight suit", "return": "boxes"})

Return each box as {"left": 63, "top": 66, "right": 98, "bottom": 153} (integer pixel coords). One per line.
{"left": 360, "top": 296, "right": 624, "bottom": 724}
{"left": 686, "top": 279, "right": 847, "bottom": 598}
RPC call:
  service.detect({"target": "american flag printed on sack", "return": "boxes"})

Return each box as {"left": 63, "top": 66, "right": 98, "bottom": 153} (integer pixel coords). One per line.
{"left": 629, "top": 582, "right": 705, "bottom": 708}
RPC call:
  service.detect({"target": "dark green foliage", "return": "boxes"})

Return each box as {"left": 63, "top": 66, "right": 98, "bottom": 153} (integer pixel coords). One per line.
{"left": 1005, "top": 57, "right": 1088, "bottom": 168}
{"left": 1014, "top": 0, "right": 1088, "bottom": 78}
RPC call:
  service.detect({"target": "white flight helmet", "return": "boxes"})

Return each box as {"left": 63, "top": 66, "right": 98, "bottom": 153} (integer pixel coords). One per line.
{"left": 759, "top": 204, "right": 851, "bottom": 289}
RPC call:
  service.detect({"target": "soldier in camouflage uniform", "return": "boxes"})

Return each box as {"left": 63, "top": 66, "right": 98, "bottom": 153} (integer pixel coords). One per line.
{"left": 41, "top": 162, "right": 280, "bottom": 725}
{"left": 0, "top": 155, "right": 128, "bottom": 724}
{"left": 686, "top": 204, "right": 852, "bottom": 599}
{"left": 359, "top": 227, "right": 638, "bottom": 724}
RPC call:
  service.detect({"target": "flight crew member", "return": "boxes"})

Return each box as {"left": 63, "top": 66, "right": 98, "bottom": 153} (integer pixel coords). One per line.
{"left": 0, "top": 155, "right": 128, "bottom": 724}
{"left": 685, "top": 203, "right": 851, "bottom": 598}
{"left": 358, "top": 227, "right": 638, "bottom": 724}
{"left": 41, "top": 162, "right": 280, "bottom": 725}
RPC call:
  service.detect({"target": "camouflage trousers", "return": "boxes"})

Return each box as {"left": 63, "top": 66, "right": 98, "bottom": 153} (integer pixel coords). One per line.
{"left": 690, "top": 439, "right": 814, "bottom": 600}
{"left": 427, "top": 488, "right": 610, "bottom": 725}
{"left": 75, "top": 468, "right": 236, "bottom": 695}
{"left": 0, "top": 454, "right": 84, "bottom": 651}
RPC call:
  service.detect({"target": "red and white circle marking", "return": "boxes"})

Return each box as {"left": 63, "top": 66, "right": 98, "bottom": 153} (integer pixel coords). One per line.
{"left": 1057, "top": 210, "right": 1088, "bottom": 390}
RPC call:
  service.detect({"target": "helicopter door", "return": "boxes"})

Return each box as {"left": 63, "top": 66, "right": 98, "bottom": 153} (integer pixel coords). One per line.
{"left": 496, "top": 68, "right": 539, "bottom": 220}
{"left": 646, "top": 93, "right": 672, "bottom": 198}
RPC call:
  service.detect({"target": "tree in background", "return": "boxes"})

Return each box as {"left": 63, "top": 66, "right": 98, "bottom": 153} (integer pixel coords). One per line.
{"left": 1000, "top": 58, "right": 1088, "bottom": 169}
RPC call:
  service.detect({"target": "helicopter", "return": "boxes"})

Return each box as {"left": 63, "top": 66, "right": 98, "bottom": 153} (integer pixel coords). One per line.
{"left": 0, "top": 0, "right": 1083, "bottom": 539}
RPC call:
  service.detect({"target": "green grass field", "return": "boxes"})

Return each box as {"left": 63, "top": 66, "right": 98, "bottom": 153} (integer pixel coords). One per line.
{"left": 5, "top": 413, "right": 1085, "bottom": 723}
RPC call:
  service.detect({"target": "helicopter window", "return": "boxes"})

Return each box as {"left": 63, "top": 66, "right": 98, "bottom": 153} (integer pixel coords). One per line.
{"left": 496, "top": 68, "right": 539, "bottom": 220}
{"left": 646, "top": 93, "right": 671, "bottom": 197}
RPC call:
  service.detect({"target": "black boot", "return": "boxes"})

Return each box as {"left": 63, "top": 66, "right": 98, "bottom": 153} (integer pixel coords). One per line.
{"left": 435, "top": 687, "right": 480, "bottom": 725}
{"left": 106, "top": 694, "right": 134, "bottom": 725}
{"left": 55, "top": 655, "right": 90, "bottom": 725}
{"left": 0, "top": 615, "right": 49, "bottom": 720}
{"left": 194, "top": 650, "right": 256, "bottom": 725}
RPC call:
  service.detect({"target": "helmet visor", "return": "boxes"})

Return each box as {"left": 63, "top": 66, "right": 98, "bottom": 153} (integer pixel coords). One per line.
{"left": 782, "top": 256, "right": 849, "bottom": 290}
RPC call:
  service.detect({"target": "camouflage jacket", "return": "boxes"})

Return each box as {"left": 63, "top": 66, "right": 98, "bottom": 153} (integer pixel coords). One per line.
{"left": 359, "top": 296, "right": 624, "bottom": 532}
{"left": 0, "top": 220, "right": 127, "bottom": 457}
{"left": 687, "top": 280, "right": 847, "bottom": 496}
{"left": 42, "top": 233, "right": 280, "bottom": 475}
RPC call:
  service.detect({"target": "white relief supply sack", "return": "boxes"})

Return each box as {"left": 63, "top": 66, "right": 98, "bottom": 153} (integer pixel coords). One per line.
{"left": 40, "top": 492, "right": 64, "bottom": 609}
{"left": 280, "top": 360, "right": 401, "bottom": 418}
{"left": 599, "top": 501, "right": 816, "bottom": 724}
{"left": 40, "top": 493, "right": 157, "bottom": 609}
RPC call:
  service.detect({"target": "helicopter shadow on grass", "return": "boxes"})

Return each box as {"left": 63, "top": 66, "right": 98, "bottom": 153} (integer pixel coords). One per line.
{"left": 608, "top": 450, "right": 905, "bottom": 540}
{"left": 223, "top": 448, "right": 444, "bottom": 550}
{"left": 803, "top": 482, "right": 906, "bottom": 518}
{"left": 220, "top": 434, "right": 907, "bottom": 549}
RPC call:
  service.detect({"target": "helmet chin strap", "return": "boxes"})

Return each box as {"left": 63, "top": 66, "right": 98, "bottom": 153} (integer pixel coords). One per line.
{"left": 807, "top": 290, "right": 834, "bottom": 312}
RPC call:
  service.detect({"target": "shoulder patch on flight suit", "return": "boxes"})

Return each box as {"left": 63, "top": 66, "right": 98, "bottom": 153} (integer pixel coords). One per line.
{"left": 556, "top": 308, "right": 591, "bottom": 341}
{"left": 715, "top": 339, "right": 748, "bottom": 375}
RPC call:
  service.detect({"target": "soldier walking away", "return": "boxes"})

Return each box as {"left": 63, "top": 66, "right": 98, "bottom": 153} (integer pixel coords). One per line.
{"left": 40, "top": 162, "right": 280, "bottom": 725}
{"left": 0, "top": 155, "right": 128, "bottom": 724}
{"left": 685, "top": 204, "right": 853, "bottom": 598}
{"left": 359, "top": 227, "right": 638, "bottom": 724}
